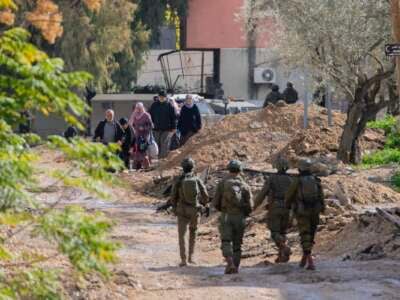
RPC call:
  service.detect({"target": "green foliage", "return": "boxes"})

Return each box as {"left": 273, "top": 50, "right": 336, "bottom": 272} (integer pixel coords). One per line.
{"left": 48, "top": 136, "right": 123, "bottom": 197}
{"left": 367, "top": 115, "right": 397, "bottom": 135}
{"left": 364, "top": 115, "right": 400, "bottom": 167}
{"left": 0, "top": 28, "right": 122, "bottom": 298}
{"left": 136, "top": 0, "right": 187, "bottom": 46}
{"left": 38, "top": 206, "right": 119, "bottom": 277}
{"left": 362, "top": 148, "right": 400, "bottom": 166}
{"left": 12, "top": 0, "right": 149, "bottom": 92}
{"left": 0, "top": 27, "right": 91, "bottom": 128}
{"left": 2, "top": 268, "right": 61, "bottom": 300}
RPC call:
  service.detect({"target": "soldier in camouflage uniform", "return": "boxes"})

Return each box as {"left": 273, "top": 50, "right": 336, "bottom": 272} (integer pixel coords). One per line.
{"left": 213, "top": 160, "right": 253, "bottom": 274}
{"left": 285, "top": 158, "right": 325, "bottom": 270}
{"left": 254, "top": 156, "right": 293, "bottom": 263}
{"left": 170, "top": 158, "right": 209, "bottom": 267}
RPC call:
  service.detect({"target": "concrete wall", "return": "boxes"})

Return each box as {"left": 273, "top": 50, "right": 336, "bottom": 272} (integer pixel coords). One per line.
{"left": 219, "top": 48, "right": 311, "bottom": 101}
{"left": 32, "top": 113, "right": 67, "bottom": 138}
{"left": 136, "top": 50, "right": 214, "bottom": 93}
{"left": 186, "top": 0, "right": 271, "bottom": 48}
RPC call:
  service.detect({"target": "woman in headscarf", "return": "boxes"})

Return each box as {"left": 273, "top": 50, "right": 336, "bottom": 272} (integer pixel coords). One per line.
{"left": 177, "top": 95, "right": 202, "bottom": 146}
{"left": 128, "top": 102, "right": 153, "bottom": 170}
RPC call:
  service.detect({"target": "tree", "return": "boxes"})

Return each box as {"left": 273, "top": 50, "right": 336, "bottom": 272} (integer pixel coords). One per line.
{"left": 0, "top": 27, "right": 123, "bottom": 299}
{"left": 245, "top": 0, "right": 395, "bottom": 163}
{"left": 135, "top": 0, "right": 187, "bottom": 47}
{"left": 0, "top": 0, "right": 150, "bottom": 92}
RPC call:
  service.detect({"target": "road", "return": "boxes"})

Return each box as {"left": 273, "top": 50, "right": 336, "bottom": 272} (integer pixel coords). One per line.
{"left": 79, "top": 194, "right": 400, "bottom": 300}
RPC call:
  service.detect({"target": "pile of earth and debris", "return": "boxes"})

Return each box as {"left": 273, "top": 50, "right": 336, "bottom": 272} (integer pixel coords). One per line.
{"left": 161, "top": 103, "right": 384, "bottom": 171}
{"left": 317, "top": 207, "right": 400, "bottom": 261}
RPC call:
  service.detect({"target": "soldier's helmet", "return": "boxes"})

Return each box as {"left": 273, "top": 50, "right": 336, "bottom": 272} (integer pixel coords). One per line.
{"left": 181, "top": 158, "right": 195, "bottom": 171}
{"left": 298, "top": 158, "right": 313, "bottom": 172}
{"left": 273, "top": 156, "right": 289, "bottom": 172}
{"left": 227, "top": 160, "right": 243, "bottom": 173}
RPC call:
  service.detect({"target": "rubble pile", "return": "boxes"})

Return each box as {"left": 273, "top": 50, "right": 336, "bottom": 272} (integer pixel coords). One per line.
{"left": 317, "top": 208, "right": 400, "bottom": 260}
{"left": 162, "top": 103, "right": 384, "bottom": 171}
{"left": 322, "top": 175, "right": 400, "bottom": 205}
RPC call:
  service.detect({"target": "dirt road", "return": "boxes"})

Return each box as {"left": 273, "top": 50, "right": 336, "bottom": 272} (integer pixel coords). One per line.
{"left": 78, "top": 193, "right": 400, "bottom": 300}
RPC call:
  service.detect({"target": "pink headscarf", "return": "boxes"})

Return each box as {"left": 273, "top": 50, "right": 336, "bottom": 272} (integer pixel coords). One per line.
{"left": 129, "top": 102, "right": 146, "bottom": 126}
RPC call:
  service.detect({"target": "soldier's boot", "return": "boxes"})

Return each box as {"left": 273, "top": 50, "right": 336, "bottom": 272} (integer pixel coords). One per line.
{"left": 280, "top": 243, "right": 292, "bottom": 263}
{"left": 224, "top": 257, "right": 236, "bottom": 275}
{"left": 299, "top": 254, "right": 307, "bottom": 268}
{"left": 179, "top": 259, "right": 187, "bottom": 267}
{"left": 233, "top": 256, "right": 241, "bottom": 273}
{"left": 306, "top": 254, "right": 316, "bottom": 271}
{"left": 179, "top": 254, "right": 187, "bottom": 267}
{"left": 274, "top": 248, "right": 283, "bottom": 264}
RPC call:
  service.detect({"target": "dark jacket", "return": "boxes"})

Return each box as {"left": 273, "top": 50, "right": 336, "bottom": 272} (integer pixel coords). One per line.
{"left": 263, "top": 91, "right": 283, "bottom": 107}
{"left": 93, "top": 119, "right": 123, "bottom": 143}
{"left": 149, "top": 101, "right": 177, "bottom": 131}
{"left": 121, "top": 125, "right": 135, "bottom": 153}
{"left": 283, "top": 87, "right": 299, "bottom": 104}
{"left": 177, "top": 104, "right": 202, "bottom": 136}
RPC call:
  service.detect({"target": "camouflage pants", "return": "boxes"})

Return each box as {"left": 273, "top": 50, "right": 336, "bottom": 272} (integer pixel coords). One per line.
{"left": 218, "top": 213, "right": 246, "bottom": 264}
{"left": 177, "top": 206, "right": 200, "bottom": 261}
{"left": 296, "top": 210, "right": 320, "bottom": 254}
{"left": 267, "top": 207, "right": 290, "bottom": 246}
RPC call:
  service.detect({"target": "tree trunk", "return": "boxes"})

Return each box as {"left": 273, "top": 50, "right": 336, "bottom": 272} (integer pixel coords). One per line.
{"left": 337, "top": 100, "right": 363, "bottom": 164}
{"left": 337, "top": 67, "right": 395, "bottom": 164}
{"left": 387, "top": 80, "right": 400, "bottom": 115}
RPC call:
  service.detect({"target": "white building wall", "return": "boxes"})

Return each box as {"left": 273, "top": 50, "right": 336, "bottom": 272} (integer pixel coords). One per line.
{"left": 137, "top": 49, "right": 312, "bottom": 102}
{"left": 220, "top": 48, "right": 311, "bottom": 102}
{"left": 136, "top": 50, "right": 213, "bottom": 93}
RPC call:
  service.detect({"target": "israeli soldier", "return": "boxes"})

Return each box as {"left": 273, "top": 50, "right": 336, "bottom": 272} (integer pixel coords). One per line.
{"left": 213, "top": 160, "right": 253, "bottom": 274}
{"left": 285, "top": 158, "right": 325, "bottom": 270}
{"left": 253, "top": 156, "right": 293, "bottom": 263}
{"left": 170, "top": 158, "right": 209, "bottom": 267}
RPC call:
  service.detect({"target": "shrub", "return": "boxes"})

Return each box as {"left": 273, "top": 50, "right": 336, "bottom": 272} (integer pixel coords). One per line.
{"left": 0, "top": 28, "right": 122, "bottom": 299}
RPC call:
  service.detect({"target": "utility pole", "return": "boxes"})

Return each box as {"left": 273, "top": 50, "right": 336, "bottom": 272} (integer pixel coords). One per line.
{"left": 247, "top": 0, "right": 257, "bottom": 100}
{"left": 391, "top": 0, "right": 400, "bottom": 95}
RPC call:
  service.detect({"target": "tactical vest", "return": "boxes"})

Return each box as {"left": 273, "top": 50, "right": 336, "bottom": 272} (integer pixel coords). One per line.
{"left": 178, "top": 174, "right": 200, "bottom": 208}
{"left": 268, "top": 174, "right": 293, "bottom": 207}
{"left": 297, "top": 175, "right": 323, "bottom": 209}
{"left": 221, "top": 177, "right": 251, "bottom": 215}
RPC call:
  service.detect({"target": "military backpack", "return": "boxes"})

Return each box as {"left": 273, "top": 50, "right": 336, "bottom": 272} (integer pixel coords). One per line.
{"left": 179, "top": 174, "right": 200, "bottom": 207}
{"left": 297, "top": 175, "right": 323, "bottom": 208}
{"left": 223, "top": 178, "right": 252, "bottom": 216}
{"left": 269, "top": 174, "right": 293, "bottom": 206}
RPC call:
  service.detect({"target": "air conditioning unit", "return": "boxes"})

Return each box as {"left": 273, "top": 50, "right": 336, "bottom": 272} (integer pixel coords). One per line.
{"left": 254, "top": 68, "right": 276, "bottom": 84}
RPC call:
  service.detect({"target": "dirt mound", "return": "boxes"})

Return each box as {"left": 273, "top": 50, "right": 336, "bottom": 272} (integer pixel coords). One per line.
{"left": 317, "top": 208, "right": 400, "bottom": 260}
{"left": 323, "top": 175, "right": 400, "bottom": 205}
{"left": 161, "top": 103, "right": 383, "bottom": 170}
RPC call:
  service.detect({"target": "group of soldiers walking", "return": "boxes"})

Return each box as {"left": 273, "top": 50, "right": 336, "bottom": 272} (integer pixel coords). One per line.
{"left": 169, "top": 155, "right": 325, "bottom": 274}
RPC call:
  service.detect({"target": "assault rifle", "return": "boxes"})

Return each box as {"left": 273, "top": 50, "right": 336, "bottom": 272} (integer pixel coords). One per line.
{"left": 243, "top": 168, "right": 299, "bottom": 177}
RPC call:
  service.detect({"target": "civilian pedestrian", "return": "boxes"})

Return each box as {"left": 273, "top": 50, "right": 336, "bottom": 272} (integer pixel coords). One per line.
{"left": 119, "top": 118, "right": 135, "bottom": 169}
{"left": 149, "top": 91, "right": 177, "bottom": 159}
{"left": 130, "top": 102, "right": 153, "bottom": 169}
{"left": 178, "top": 95, "right": 202, "bottom": 146}
{"left": 93, "top": 109, "right": 123, "bottom": 145}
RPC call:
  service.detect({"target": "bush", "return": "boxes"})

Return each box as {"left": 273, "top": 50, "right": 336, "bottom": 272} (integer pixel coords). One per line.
{"left": 367, "top": 115, "right": 397, "bottom": 134}
{"left": 362, "top": 148, "right": 400, "bottom": 166}
{"left": 0, "top": 28, "right": 122, "bottom": 299}
{"left": 363, "top": 115, "right": 400, "bottom": 167}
